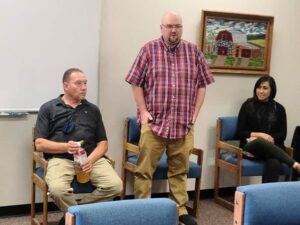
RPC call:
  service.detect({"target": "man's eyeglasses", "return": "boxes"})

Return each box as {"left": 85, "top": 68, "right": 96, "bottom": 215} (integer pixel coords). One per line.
{"left": 162, "top": 24, "right": 183, "bottom": 30}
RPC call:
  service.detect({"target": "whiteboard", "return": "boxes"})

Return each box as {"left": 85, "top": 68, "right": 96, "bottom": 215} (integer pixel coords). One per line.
{"left": 0, "top": 0, "right": 101, "bottom": 111}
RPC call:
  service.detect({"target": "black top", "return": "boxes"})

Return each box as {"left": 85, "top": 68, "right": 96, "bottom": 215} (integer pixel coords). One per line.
{"left": 34, "top": 95, "right": 107, "bottom": 160}
{"left": 237, "top": 98, "right": 287, "bottom": 150}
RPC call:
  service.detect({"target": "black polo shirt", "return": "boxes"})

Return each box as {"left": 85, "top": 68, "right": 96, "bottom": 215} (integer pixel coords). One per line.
{"left": 34, "top": 95, "right": 107, "bottom": 160}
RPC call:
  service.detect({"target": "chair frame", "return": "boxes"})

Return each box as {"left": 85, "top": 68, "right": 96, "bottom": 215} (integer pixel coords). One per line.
{"left": 31, "top": 141, "right": 49, "bottom": 225}
{"left": 121, "top": 118, "right": 203, "bottom": 217}
{"left": 214, "top": 118, "right": 293, "bottom": 210}
{"left": 31, "top": 129, "right": 115, "bottom": 225}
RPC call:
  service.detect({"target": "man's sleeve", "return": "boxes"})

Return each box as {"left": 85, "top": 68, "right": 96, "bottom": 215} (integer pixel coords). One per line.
{"left": 196, "top": 47, "right": 215, "bottom": 88}
{"left": 34, "top": 104, "right": 50, "bottom": 140}
{"left": 125, "top": 47, "right": 148, "bottom": 87}
{"left": 95, "top": 110, "right": 108, "bottom": 142}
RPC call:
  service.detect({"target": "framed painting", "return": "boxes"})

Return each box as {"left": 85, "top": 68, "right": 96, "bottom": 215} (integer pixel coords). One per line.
{"left": 199, "top": 10, "right": 274, "bottom": 75}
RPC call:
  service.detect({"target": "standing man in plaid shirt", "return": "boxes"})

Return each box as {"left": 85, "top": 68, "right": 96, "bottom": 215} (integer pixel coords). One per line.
{"left": 125, "top": 11, "right": 214, "bottom": 225}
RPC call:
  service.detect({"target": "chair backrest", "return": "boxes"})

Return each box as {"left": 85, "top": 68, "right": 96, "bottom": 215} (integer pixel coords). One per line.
{"left": 66, "top": 198, "right": 177, "bottom": 225}
{"left": 218, "top": 116, "right": 238, "bottom": 141}
{"left": 126, "top": 116, "right": 140, "bottom": 143}
{"left": 234, "top": 182, "right": 300, "bottom": 225}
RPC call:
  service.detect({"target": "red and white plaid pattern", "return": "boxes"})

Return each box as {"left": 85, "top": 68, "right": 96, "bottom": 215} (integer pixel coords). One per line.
{"left": 126, "top": 37, "right": 214, "bottom": 139}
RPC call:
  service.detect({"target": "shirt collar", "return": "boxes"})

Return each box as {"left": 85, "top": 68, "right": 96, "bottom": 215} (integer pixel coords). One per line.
{"left": 56, "top": 94, "right": 87, "bottom": 108}
{"left": 160, "top": 36, "right": 181, "bottom": 52}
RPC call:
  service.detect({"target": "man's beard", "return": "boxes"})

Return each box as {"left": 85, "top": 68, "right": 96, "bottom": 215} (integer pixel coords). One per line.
{"left": 168, "top": 35, "right": 179, "bottom": 45}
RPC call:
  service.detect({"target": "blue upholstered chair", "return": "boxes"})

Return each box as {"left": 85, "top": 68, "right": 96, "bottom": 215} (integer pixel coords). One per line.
{"left": 233, "top": 182, "right": 300, "bottom": 225}
{"left": 66, "top": 198, "right": 177, "bottom": 225}
{"left": 121, "top": 116, "right": 203, "bottom": 217}
{"left": 214, "top": 116, "right": 292, "bottom": 210}
{"left": 31, "top": 131, "right": 115, "bottom": 225}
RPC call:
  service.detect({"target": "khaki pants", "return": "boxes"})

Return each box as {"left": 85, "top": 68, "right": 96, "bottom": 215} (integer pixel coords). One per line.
{"left": 134, "top": 124, "right": 194, "bottom": 216}
{"left": 45, "top": 157, "right": 122, "bottom": 212}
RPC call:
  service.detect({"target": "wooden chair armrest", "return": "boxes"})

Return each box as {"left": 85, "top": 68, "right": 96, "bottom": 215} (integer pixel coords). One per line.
{"left": 218, "top": 141, "right": 242, "bottom": 154}
{"left": 32, "top": 151, "right": 48, "bottom": 169}
{"left": 126, "top": 143, "right": 140, "bottom": 155}
{"left": 65, "top": 212, "right": 75, "bottom": 225}
{"left": 233, "top": 191, "right": 245, "bottom": 225}
{"left": 191, "top": 148, "right": 203, "bottom": 165}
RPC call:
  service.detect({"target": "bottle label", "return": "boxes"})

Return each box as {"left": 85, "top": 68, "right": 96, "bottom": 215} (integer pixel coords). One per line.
{"left": 74, "top": 148, "right": 87, "bottom": 165}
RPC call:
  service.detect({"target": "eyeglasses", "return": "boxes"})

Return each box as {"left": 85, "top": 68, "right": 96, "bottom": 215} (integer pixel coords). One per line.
{"left": 161, "top": 24, "right": 183, "bottom": 30}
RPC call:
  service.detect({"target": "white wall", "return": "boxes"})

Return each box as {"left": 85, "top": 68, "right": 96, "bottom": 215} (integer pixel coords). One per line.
{"left": 99, "top": 0, "right": 300, "bottom": 191}
{"left": 0, "top": 0, "right": 102, "bottom": 207}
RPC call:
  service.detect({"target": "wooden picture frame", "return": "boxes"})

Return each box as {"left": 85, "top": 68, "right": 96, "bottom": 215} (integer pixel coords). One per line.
{"left": 199, "top": 10, "right": 274, "bottom": 75}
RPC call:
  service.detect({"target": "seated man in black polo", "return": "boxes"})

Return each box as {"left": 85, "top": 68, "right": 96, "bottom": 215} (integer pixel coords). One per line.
{"left": 34, "top": 68, "right": 122, "bottom": 225}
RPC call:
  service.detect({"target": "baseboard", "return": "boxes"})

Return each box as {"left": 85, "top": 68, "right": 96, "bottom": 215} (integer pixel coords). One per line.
{"left": 0, "top": 202, "right": 59, "bottom": 217}
{"left": 0, "top": 187, "right": 234, "bottom": 217}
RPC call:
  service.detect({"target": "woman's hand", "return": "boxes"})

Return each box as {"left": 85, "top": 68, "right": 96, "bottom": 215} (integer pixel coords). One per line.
{"left": 250, "top": 132, "right": 274, "bottom": 143}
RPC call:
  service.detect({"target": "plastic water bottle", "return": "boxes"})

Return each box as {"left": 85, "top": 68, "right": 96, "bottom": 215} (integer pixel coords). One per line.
{"left": 73, "top": 145, "right": 90, "bottom": 183}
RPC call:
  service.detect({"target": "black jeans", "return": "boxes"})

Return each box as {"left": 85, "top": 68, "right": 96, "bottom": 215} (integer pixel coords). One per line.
{"left": 243, "top": 138, "right": 294, "bottom": 183}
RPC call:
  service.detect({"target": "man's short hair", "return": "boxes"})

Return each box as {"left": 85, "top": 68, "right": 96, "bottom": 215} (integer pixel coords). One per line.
{"left": 63, "top": 68, "right": 83, "bottom": 83}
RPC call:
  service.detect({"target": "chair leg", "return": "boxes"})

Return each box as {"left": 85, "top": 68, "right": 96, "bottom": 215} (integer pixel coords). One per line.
{"left": 192, "top": 178, "right": 201, "bottom": 217}
{"left": 42, "top": 191, "right": 48, "bottom": 225}
{"left": 214, "top": 165, "right": 234, "bottom": 210}
{"left": 121, "top": 170, "right": 127, "bottom": 199}
{"left": 214, "top": 164, "right": 220, "bottom": 200}
{"left": 31, "top": 181, "right": 36, "bottom": 225}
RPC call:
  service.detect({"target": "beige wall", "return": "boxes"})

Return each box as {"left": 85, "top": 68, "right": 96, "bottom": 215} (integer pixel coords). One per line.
{"left": 1, "top": 0, "right": 299, "bottom": 207}
{"left": 99, "top": 0, "right": 300, "bottom": 191}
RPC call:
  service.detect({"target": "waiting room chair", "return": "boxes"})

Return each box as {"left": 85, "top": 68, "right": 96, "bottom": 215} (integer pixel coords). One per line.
{"left": 121, "top": 116, "right": 203, "bottom": 217}
{"left": 31, "top": 129, "right": 115, "bottom": 225}
{"left": 233, "top": 182, "right": 300, "bottom": 225}
{"left": 291, "top": 126, "right": 300, "bottom": 180}
{"left": 66, "top": 198, "right": 177, "bottom": 225}
{"left": 214, "top": 116, "right": 292, "bottom": 210}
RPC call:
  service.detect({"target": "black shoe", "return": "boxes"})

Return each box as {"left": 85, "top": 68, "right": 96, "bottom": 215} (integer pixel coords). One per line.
{"left": 179, "top": 214, "right": 197, "bottom": 225}
{"left": 58, "top": 215, "right": 65, "bottom": 225}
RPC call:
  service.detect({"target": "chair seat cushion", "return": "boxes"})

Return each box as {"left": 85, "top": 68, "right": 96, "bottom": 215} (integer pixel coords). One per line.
{"left": 220, "top": 152, "right": 291, "bottom": 176}
{"left": 128, "top": 153, "right": 201, "bottom": 179}
{"left": 35, "top": 167, "right": 95, "bottom": 193}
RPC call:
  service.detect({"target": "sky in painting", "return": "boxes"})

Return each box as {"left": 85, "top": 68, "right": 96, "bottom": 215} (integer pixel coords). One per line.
{"left": 206, "top": 18, "right": 267, "bottom": 36}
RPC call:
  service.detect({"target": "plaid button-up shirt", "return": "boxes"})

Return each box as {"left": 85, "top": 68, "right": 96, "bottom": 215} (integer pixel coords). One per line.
{"left": 126, "top": 37, "right": 214, "bottom": 139}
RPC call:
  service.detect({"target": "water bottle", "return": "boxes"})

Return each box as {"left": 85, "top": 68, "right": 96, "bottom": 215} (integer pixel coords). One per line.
{"left": 73, "top": 145, "right": 90, "bottom": 183}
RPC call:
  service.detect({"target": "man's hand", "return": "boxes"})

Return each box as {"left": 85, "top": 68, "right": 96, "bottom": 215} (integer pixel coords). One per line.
{"left": 140, "top": 110, "right": 153, "bottom": 124}
{"left": 67, "top": 140, "right": 83, "bottom": 154}
{"left": 81, "top": 158, "right": 93, "bottom": 173}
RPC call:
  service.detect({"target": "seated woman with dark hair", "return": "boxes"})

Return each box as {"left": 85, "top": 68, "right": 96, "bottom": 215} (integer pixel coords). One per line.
{"left": 237, "top": 75, "right": 300, "bottom": 183}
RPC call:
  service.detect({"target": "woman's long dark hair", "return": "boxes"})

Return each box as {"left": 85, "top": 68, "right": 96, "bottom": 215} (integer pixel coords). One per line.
{"left": 247, "top": 75, "right": 277, "bottom": 133}
{"left": 253, "top": 75, "right": 277, "bottom": 101}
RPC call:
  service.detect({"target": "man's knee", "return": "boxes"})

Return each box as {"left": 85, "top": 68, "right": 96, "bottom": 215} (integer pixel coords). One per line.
{"left": 48, "top": 182, "right": 72, "bottom": 198}
{"left": 110, "top": 176, "right": 123, "bottom": 195}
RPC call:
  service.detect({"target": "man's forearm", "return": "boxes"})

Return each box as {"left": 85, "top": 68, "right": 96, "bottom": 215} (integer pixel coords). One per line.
{"left": 192, "top": 87, "right": 206, "bottom": 123}
{"left": 88, "top": 140, "right": 108, "bottom": 164}
{"left": 35, "top": 138, "right": 68, "bottom": 153}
